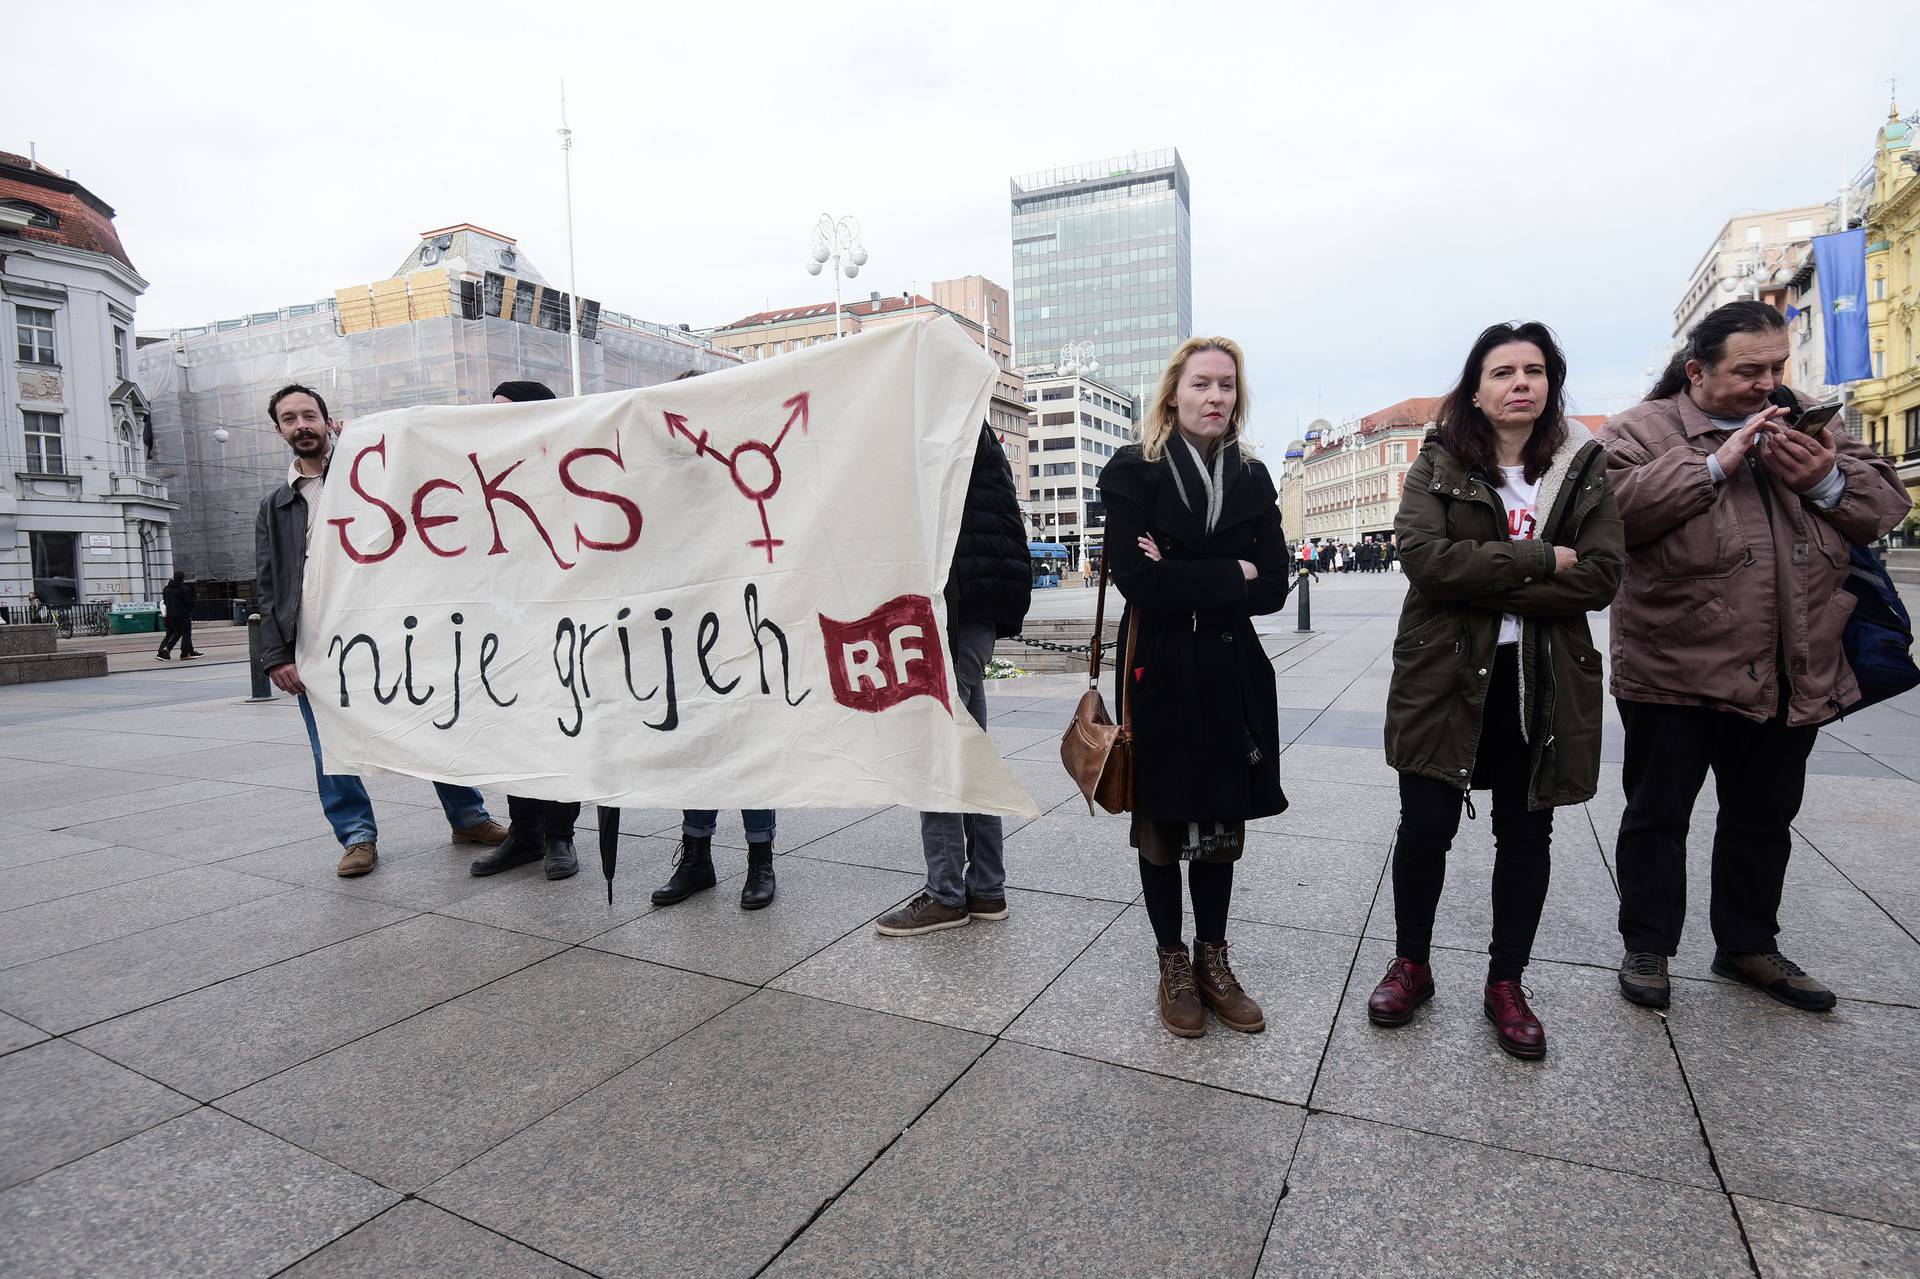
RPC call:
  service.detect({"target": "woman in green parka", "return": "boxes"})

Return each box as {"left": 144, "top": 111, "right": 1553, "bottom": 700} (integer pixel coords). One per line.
{"left": 1368, "top": 321, "right": 1625, "bottom": 1060}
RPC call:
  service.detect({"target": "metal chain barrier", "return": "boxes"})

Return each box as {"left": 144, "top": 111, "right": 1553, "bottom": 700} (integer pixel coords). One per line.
{"left": 1004, "top": 634, "right": 1100, "bottom": 656}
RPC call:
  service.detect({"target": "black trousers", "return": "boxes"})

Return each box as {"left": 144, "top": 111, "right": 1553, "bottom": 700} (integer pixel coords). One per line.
{"left": 158, "top": 616, "right": 194, "bottom": 656}
{"left": 506, "top": 794, "right": 581, "bottom": 840}
{"left": 1392, "top": 645, "right": 1554, "bottom": 982}
{"left": 1614, "top": 699, "right": 1817, "bottom": 957}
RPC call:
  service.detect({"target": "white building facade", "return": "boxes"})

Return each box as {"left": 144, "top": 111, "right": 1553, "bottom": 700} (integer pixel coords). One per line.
{"left": 1021, "top": 369, "right": 1135, "bottom": 566}
{"left": 1, "top": 152, "right": 171, "bottom": 616}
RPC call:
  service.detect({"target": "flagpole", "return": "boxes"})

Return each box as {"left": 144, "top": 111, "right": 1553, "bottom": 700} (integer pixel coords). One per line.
{"left": 559, "top": 81, "right": 582, "bottom": 398}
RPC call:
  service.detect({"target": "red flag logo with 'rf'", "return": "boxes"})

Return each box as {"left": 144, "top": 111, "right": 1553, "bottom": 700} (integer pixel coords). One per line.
{"left": 818, "top": 594, "right": 952, "bottom": 715}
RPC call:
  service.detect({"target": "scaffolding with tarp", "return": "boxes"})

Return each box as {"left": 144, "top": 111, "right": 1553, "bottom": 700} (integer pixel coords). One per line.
{"left": 135, "top": 275, "right": 738, "bottom": 586}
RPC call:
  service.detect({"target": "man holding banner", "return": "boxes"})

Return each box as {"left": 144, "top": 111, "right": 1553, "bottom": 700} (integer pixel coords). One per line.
{"left": 253, "top": 384, "right": 509, "bottom": 878}
{"left": 293, "top": 319, "right": 1037, "bottom": 870}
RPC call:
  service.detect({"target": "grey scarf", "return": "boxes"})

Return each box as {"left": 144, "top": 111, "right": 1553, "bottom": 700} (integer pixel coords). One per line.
{"left": 1166, "top": 434, "right": 1227, "bottom": 535}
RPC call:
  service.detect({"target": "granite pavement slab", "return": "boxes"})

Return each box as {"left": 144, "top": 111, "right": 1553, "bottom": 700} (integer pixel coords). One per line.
{"left": 0, "top": 1039, "right": 197, "bottom": 1190}
{"left": 423, "top": 989, "right": 986, "bottom": 1278}
{"left": 0, "top": 1107, "right": 396, "bottom": 1279}
{"left": 0, "top": 828, "right": 110, "bottom": 871}
{"left": 588, "top": 855, "right": 921, "bottom": 984}
{"left": 1670, "top": 983, "right": 1920, "bottom": 1227}
{"left": 1245, "top": 779, "right": 1406, "bottom": 846}
{"left": 1004, "top": 908, "right": 1357, "bottom": 1105}
{"left": 1278, "top": 742, "right": 1401, "bottom": 788}
{"left": 770, "top": 886, "right": 1124, "bottom": 1034}
{"left": 0, "top": 1010, "right": 46, "bottom": 1055}
{"left": 1226, "top": 831, "right": 1386, "bottom": 936}
{"left": 280, "top": 1200, "right": 593, "bottom": 1277}
{"left": 219, "top": 948, "right": 749, "bottom": 1191}
{"left": 12, "top": 775, "right": 255, "bottom": 833}
{"left": 0, "top": 888, "right": 413, "bottom": 1033}
{"left": 432, "top": 837, "right": 691, "bottom": 945}
{"left": 1257, "top": 1113, "right": 1750, "bottom": 1278}
{"left": 0, "top": 844, "right": 188, "bottom": 912}
{"left": 73, "top": 913, "right": 563, "bottom": 1100}
{"left": 766, "top": 1040, "right": 1301, "bottom": 1279}
{"left": 219, "top": 816, "right": 511, "bottom": 911}
{"left": 788, "top": 804, "right": 989, "bottom": 877}
{"left": 1735, "top": 1196, "right": 1920, "bottom": 1278}
{"left": 1312, "top": 941, "right": 1719, "bottom": 1188}
{"left": 55, "top": 784, "right": 342, "bottom": 862}
{"left": 997, "top": 807, "right": 1150, "bottom": 903}
{"left": 0, "top": 865, "right": 289, "bottom": 970}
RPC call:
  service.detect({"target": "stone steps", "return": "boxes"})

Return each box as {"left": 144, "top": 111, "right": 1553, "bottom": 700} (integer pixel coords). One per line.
{"left": 995, "top": 618, "right": 1120, "bottom": 674}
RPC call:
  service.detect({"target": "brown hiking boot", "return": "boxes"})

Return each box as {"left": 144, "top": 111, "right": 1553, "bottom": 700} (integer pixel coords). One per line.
{"left": 1194, "top": 940, "right": 1265, "bottom": 1033}
{"left": 1156, "top": 945, "right": 1205, "bottom": 1038}
{"left": 1712, "top": 949, "right": 1836, "bottom": 1012}
{"left": 450, "top": 818, "right": 508, "bottom": 846}
{"left": 335, "top": 842, "right": 377, "bottom": 877}
{"left": 874, "top": 892, "right": 970, "bottom": 937}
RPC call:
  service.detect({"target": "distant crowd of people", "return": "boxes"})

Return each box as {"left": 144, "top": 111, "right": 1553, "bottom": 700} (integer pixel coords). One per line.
{"left": 248, "top": 296, "right": 1910, "bottom": 1061}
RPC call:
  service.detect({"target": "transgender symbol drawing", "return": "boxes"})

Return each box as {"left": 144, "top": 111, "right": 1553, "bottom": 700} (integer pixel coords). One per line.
{"left": 664, "top": 393, "right": 811, "bottom": 563}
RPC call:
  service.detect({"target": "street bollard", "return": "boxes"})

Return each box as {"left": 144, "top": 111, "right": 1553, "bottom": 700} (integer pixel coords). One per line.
{"left": 1295, "top": 568, "right": 1312, "bottom": 632}
{"left": 246, "top": 613, "right": 274, "bottom": 702}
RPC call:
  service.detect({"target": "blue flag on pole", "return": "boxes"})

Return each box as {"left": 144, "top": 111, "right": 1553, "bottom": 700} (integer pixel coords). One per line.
{"left": 1812, "top": 228, "right": 1872, "bottom": 384}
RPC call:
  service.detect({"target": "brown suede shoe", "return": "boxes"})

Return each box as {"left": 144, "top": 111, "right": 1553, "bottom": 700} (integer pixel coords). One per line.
{"left": 1194, "top": 940, "right": 1265, "bottom": 1033}
{"left": 1156, "top": 946, "right": 1205, "bottom": 1038}
{"left": 450, "top": 818, "right": 508, "bottom": 846}
{"left": 335, "top": 842, "right": 377, "bottom": 877}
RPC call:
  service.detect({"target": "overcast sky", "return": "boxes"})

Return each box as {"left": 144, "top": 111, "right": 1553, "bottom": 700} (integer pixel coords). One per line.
{"left": 9, "top": 0, "right": 1915, "bottom": 446}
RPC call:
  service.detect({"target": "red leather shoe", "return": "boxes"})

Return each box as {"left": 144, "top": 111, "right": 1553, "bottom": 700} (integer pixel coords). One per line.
{"left": 1367, "top": 957, "right": 1434, "bottom": 1027}
{"left": 1483, "top": 980, "right": 1545, "bottom": 1060}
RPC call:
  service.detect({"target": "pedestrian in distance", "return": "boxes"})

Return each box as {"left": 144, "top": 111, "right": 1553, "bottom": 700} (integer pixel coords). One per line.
{"left": 874, "top": 417, "right": 1033, "bottom": 936}
{"left": 465, "top": 381, "right": 581, "bottom": 883}
{"left": 646, "top": 367, "right": 783, "bottom": 911}
{"left": 1604, "top": 301, "right": 1911, "bottom": 1012}
{"left": 1094, "top": 337, "right": 1292, "bottom": 1039}
{"left": 155, "top": 570, "right": 202, "bottom": 660}
{"left": 1371, "top": 321, "right": 1625, "bottom": 1059}
{"left": 254, "top": 383, "right": 509, "bottom": 878}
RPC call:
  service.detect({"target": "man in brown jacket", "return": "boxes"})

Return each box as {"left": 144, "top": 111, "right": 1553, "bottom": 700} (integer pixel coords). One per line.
{"left": 1601, "top": 301, "right": 1910, "bottom": 1013}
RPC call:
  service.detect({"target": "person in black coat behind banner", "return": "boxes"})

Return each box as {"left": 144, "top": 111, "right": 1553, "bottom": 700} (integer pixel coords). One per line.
{"left": 874, "top": 420, "right": 1033, "bottom": 937}
{"left": 467, "top": 380, "right": 581, "bottom": 882}
{"left": 1099, "top": 336, "right": 1291, "bottom": 1040}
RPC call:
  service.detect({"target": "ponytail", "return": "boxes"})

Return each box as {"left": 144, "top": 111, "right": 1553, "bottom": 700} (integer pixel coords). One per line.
{"left": 1646, "top": 300, "right": 1786, "bottom": 403}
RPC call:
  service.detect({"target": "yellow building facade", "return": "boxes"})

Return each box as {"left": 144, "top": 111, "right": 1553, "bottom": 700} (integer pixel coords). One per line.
{"left": 1851, "top": 104, "right": 1920, "bottom": 512}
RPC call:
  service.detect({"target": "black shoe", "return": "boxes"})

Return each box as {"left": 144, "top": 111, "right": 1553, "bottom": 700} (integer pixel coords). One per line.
{"left": 155, "top": 651, "right": 171, "bottom": 660}
{"left": 469, "top": 830, "right": 543, "bottom": 877}
{"left": 1618, "top": 951, "right": 1671, "bottom": 1009}
{"left": 740, "top": 840, "right": 776, "bottom": 910}
{"left": 543, "top": 833, "right": 578, "bottom": 880}
{"left": 651, "top": 835, "right": 715, "bottom": 905}
{"left": 1711, "top": 949, "right": 1836, "bottom": 1012}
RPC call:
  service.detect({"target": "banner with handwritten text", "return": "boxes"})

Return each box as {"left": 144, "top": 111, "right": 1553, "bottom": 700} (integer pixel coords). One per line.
{"left": 299, "top": 319, "right": 1038, "bottom": 817}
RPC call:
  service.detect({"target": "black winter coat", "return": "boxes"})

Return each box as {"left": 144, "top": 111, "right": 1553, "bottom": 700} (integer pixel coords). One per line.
{"left": 945, "top": 424, "right": 1032, "bottom": 638}
{"left": 1100, "top": 444, "right": 1292, "bottom": 823}
{"left": 161, "top": 580, "right": 195, "bottom": 621}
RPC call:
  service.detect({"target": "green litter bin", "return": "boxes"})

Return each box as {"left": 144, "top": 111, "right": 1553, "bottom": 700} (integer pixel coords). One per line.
{"left": 108, "top": 604, "right": 162, "bottom": 634}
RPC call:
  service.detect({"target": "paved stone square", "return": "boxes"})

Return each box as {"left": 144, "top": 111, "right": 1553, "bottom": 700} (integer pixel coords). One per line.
{"left": 1, "top": 573, "right": 1916, "bottom": 1276}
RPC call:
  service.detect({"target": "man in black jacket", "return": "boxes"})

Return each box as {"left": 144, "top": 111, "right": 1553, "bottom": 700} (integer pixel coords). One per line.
{"left": 156, "top": 570, "right": 201, "bottom": 659}
{"left": 254, "top": 383, "right": 507, "bottom": 879}
{"left": 875, "top": 423, "right": 1032, "bottom": 936}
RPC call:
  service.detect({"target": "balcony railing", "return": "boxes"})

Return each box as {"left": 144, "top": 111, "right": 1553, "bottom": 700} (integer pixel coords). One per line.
{"left": 108, "top": 472, "right": 169, "bottom": 500}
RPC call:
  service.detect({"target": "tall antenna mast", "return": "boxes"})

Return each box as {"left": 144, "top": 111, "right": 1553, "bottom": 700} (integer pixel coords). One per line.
{"left": 559, "top": 81, "right": 582, "bottom": 398}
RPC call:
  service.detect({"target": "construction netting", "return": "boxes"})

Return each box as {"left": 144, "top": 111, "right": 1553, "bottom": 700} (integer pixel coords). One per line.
{"left": 135, "top": 305, "right": 738, "bottom": 584}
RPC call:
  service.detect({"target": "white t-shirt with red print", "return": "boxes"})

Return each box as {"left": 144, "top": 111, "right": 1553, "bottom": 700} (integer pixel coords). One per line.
{"left": 1493, "top": 466, "right": 1542, "bottom": 646}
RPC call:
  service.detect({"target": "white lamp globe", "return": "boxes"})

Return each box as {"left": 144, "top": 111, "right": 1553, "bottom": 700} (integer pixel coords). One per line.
{"left": 811, "top": 245, "right": 830, "bottom": 265}
{"left": 850, "top": 249, "right": 869, "bottom": 267}
{"left": 213, "top": 428, "right": 230, "bottom": 445}
{"left": 805, "top": 260, "right": 823, "bottom": 276}
{"left": 844, "top": 263, "right": 860, "bottom": 279}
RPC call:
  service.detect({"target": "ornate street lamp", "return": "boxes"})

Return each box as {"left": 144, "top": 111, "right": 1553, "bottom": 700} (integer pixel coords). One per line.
{"left": 805, "top": 214, "right": 868, "bottom": 339}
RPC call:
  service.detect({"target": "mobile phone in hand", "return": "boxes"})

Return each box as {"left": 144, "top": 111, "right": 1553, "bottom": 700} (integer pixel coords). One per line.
{"left": 1766, "top": 387, "right": 1842, "bottom": 434}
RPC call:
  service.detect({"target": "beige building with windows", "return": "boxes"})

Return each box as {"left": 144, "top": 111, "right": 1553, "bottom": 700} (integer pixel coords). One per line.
{"left": 1301, "top": 400, "right": 1435, "bottom": 543}
{"left": 1021, "top": 369, "right": 1135, "bottom": 566}
{"left": 1673, "top": 204, "right": 1832, "bottom": 345}
{"left": 706, "top": 279, "right": 1034, "bottom": 523}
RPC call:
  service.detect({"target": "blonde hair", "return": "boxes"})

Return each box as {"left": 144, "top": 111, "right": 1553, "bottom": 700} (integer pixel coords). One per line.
{"left": 1140, "top": 337, "right": 1252, "bottom": 462}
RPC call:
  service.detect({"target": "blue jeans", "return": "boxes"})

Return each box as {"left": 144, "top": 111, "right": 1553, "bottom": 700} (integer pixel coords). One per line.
{"left": 920, "top": 621, "right": 1004, "bottom": 907}
{"left": 682, "top": 809, "right": 777, "bottom": 842}
{"left": 297, "top": 692, "right": 490, "bottom": 847}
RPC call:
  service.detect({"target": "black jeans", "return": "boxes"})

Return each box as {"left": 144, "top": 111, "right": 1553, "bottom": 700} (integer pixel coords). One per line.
{"left": 1140, "top": 857, "right": 1234, "bottom": 948}
{"left": 1614, "top": 699, "right": 1818, "bottom": 957}
{"left": 1392, "top": 645, "right": 1554, "bottom": 982}
{"left": 506, "top": 794, "right": 581, "bottom": 841}
{"left": 158, "top": 616, "right": 194, "bottom": 656}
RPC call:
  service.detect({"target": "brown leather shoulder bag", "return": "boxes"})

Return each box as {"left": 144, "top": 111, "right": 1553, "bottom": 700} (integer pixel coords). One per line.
{"left": 1059, "top": 557, "right": 1137, "bottom": 814}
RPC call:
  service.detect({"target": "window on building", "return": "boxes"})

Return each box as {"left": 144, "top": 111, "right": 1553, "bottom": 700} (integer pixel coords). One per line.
{"left": 1043, "top": 436, "right": 1073, "bottom": 450}
{"left": 118, "top": 422, "right": 139, "bottom": 473}
{"left": 1874, "top": 277, "right": 1886, "bottom": 301}
{"left": 1029, "top": 464, "right": 1039, "bottom": 477}
{"left": 16, "top": 306, "right": 56, "bottom": 365}
{"left": 1907, "top": 408, "right": 1920, "bottom": 454}
{"left": 1041, "top": 387, "right": 1071, "bottom": 401}
{"left": 29, "top": 531, "right": 79, "bottom": 606}
{"left": 113, "top": 325, "right": 128, "bottom": 379}
{"left": 23, "top": 411, "right": 64, "bottom": 474}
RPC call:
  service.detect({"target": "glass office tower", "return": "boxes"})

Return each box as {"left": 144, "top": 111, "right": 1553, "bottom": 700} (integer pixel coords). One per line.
{"left": 1009, "top": 149, "right": 1192, "bottom": 417}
